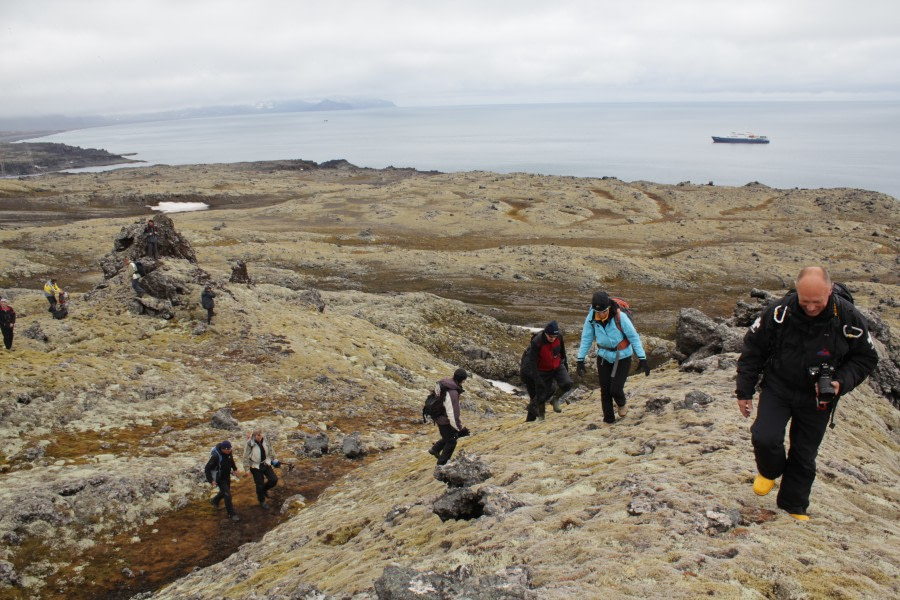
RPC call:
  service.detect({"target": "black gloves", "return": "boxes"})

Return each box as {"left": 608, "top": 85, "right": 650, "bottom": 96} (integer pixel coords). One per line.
{"left": 576, "top": 360, "right": 586, "bottom": 376}
{"left": 458, "top": 427, "right": 470, "bottom": 438}
{"left": 638, "top": 359, "right": 650, "bottom": 376}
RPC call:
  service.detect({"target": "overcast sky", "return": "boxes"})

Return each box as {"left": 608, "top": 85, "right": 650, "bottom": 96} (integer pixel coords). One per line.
{"left": 2, "top": 0, "right": 899, "bottom": 117}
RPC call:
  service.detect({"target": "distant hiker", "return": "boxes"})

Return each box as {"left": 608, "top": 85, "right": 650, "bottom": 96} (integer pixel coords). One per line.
{"left": 243, "top": 430, "right": 279, "bottom": 509}
{"left": 205, "top": 440, "right": 242, "bottom": 522}
{"left": 126, "top": 259, "right": 144, "bottom": 298}
{"left": 576, "top": 291, "right": 650, "bottom": 424}
{"left": 144, "top": 219, "right": 160, "bottom": 259}
{"left": 520, "top": 320, "right": 573, "bottom": 421}
{"left": 736, "top": 266, "right": 877, "bottom": 521}
{"left": 428, "top": 368, "right": 470, "bottom": 466}
{"left": 0, "top": 297, "right": 15, "bottom": 350}
{"left": 43, "top": 278, "right": 63, "bottom": 313}
{"left": 201, "top": 285, "right": 216, "bottom": 324}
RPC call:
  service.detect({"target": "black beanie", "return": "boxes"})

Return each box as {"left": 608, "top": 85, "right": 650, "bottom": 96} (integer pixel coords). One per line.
{"left": 544, "top": 320, "right": 560, "bottom": 335}
{"left": 453, "top": 368, "right": 468, "bottom": 383}
{"left": 592, "top": 291, "right": 610, "bottom": 310}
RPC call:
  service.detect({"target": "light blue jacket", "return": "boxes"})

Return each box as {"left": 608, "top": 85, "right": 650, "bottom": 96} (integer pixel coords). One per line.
{"left": 577, "top": 307, "right": 647, "bottom": 364}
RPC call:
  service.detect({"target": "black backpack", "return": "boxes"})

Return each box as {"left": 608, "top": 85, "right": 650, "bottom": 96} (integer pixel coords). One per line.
{"left": 134, "top": 260, "right": 146, "bottom": 277}
{"left": 422, "top": 382, "right": 448, "bottom": 423}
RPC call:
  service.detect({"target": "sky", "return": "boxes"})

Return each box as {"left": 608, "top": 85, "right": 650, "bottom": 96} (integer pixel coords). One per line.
{"left": 2, "top": 0, "right": 900, "bottom": 117}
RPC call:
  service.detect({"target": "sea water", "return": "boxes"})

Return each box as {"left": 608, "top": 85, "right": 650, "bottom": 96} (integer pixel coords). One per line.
{"left": 31, "top": 101, "right": 900, "bottom": 199}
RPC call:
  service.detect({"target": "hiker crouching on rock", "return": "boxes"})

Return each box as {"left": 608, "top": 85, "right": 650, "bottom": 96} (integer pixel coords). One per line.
{"left": 205, "top": 440, "right": 242, "bottom": 522}
{"left": 43, "top": 278, "right": 63, "bottom": 314}
{"left": 126, "top": 258, "right": 145, "bottom": 298}
{"left": 201, "top": 285, "right": 216, "bottom": 324}
{"left": 244, "top": 430, "right": 280, "bottom": 509}
{"left": 736, "top": 266, "right": 877, "bottom": 521}
{"left": 428, "top": 368, "right": 470, "bottom": 466}
{"left": 576, "top": 291, "right": 650, "bottom": 424}
{"left": 521, "top": 320, "right": 573, "bottom": 421}
{"left": 0, "top": 297, "right": 16, "bottom": 350}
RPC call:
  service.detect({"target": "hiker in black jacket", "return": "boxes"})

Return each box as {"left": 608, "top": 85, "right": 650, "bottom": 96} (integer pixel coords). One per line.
{"left": 521, "top": 321, "right": 573, "bottom": 421}
{"left": 204, "top": 440, "right": 242, "bottom": 522}
{"left": 736, "top": 267, "right": 878, "bottom": 521}
{"left": 428, "top": 368, "right": 469, "bottom": 465}
{"left": 144, "top": 219, "right": 159, "bottom": 259}
{"left": 0, "top": 297, "right": 16, "bottom": 350}
{"left": 201, "top": 285, "right": 216, "bottom": 324}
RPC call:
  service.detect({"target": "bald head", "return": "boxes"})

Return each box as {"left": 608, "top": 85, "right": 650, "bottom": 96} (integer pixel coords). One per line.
{"left": 795, "top": 266, "right": 833, "bottom": 317}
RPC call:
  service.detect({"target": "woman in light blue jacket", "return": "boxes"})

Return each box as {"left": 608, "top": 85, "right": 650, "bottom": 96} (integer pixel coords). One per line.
{"left": 576, "top": 291, "right": 651, "bottom": 423}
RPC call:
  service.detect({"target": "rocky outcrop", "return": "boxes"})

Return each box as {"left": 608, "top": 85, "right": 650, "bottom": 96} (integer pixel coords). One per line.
{"left": 373, "top": 564, "right": 536, "bottom": 599}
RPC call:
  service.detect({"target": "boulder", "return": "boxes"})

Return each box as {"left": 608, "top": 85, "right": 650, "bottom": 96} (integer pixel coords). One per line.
{"left": 210, "top": 408, "right": 240, "bottom": 431}
{"left": 303, "top": 432, "right": 329, "bottom": 457}
{"left": 433, "top": 451, "right": 492, "bottom": 488}
{"left": 341, "top": 433, "right": 365, "bottom": 459}
{"left": 675, "top": 308, "right": 718, "bottom": 357}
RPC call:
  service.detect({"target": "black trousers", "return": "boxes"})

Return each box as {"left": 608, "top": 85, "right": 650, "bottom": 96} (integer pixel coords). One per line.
{"left": 524, "top": 366, "right": 573, "bottom": 421}
{"left": 597, "top": 355, "right": 632, "bottom": 423}
{"left": 46, "top": 295, "right": 57, "bottom": 313}
{"left": 1, "top": 325, "right": 12, "bottom": 350}
{"left": 250, "top": 464, "right": 278, "bottom": 503}
{"left": 431, "top": 424, "right": 459, "bottom": 465}
{"left": 213, "top": 479, "right": 235, "bottom": 516}
{"left": 147, "top": 240, "right": 158, "bottom": 259}
{"left": 206, "top": 306, "right": 214, "bottom": 324}
{"left": 751, "top": 386, "right": 831, "bottom": 514}
{"left": 131, "top": 279, "right": 144, "bottom": 297}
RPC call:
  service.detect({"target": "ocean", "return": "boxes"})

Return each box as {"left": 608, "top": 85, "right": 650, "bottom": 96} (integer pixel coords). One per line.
{"left": 31, "top": 101, "right": 900, "bottom": 199}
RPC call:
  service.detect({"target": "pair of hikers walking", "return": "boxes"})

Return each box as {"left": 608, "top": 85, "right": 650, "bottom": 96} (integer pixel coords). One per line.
{"left": 520, "top": 290, "right": 651, "bottom": 424}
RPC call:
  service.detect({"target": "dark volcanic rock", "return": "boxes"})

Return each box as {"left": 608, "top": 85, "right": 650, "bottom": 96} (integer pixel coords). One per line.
{"left": 433, "top": 451, "right": 492, "bottom": 488}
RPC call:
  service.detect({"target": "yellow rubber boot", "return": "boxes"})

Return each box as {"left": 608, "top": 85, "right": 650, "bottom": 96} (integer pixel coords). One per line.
{"left": 753, "top": 474, "right": 775, "bottom": 496}
{"left": 789, "top": 512, "right": 810, "bottom": 521}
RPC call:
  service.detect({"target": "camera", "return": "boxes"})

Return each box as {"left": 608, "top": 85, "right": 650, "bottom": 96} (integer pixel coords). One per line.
{"left": 808, "top": 363, "right": 836, "bottom": 408}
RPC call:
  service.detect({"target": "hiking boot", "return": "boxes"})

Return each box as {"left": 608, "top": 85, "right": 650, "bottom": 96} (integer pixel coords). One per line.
{"left": 259, "top": 501, "right": 270, "bottom": 509}
{"left": 230, "top": 514, "right": 241, "bottom": 522}
{"left": 753, "top": 474, "right": 775, "bottom": 496}
{"left": 428, "top": 447, "right": 440, "bottom": 459}
{"left": 617, "top": 403, "right": 628, "bottom": 418}
{"left": 209, "top": 497, "right": 220, "bottom": 508}
{"left": 551, "top": 397, "right": 562, "bottom": 413}
{"left": 788, "top": 512, "right": 810, "bottom": 521}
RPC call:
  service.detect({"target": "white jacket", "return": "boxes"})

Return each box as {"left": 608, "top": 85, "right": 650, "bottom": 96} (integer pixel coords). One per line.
{"left": 243, "top": 434, "right": 276, "bottom": 470}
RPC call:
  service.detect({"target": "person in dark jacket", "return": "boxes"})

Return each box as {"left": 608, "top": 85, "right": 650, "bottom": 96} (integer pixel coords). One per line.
{"left": 201, "top": 285, "right": 216, "bottom": 324}
{"left": 736, "top": 267, "right": 878, "bottom": 521}
{"left": 576, "top": 291, "right": 649, "bottom": 424}
{"left": 144, "top": 219, "right": 159, "bottom": 259}
{"left": 521, "top": 321, "right": 573, "bottom": 421}
{"left": 0, "top": 297, "right": 16, "bottom": 350}
{"left": 204, "top": 440, "right": 242, "bottom": 522}
{"left": 428, "top": 368, "right": 469, "bottom": 466}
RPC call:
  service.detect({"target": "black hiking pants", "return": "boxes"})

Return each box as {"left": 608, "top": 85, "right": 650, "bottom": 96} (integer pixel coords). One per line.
{"left": 751, "top": 386, "right": 831, "bottom": 514}
{"left": 213, "top": 479, "right": 236, "bottom": 516}
{"left": 147, "top": 239, "right": 158, "bottom": 259}
{"left": 46, "top": 295, "right": 57, "bottom": 313}
{"left": 431, "top": 424, "right": 459, "bottom": 465}
{"left": 597, "top": 355, "right": 631, "bottom": 423}
{"left": 1, "top": 325, "right": 12, "bottom": 350}
{"left": 250, "top": 464, "right": 278, "bottom": 503}
{"left": 206, "top": 306, "right": 214, "bottom": 324}
{"left": 524, "top": 367, "right": 573, "bottom": 421}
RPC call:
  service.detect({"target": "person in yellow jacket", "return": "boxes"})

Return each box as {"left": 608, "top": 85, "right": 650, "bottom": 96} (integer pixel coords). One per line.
{"left": 43, "top": 278, "right": 63, "bottom": 314}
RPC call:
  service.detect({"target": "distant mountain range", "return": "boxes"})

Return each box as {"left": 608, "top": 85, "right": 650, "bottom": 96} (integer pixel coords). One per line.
{"left": 0, "top": 98, "right": 395, "bottom": 135}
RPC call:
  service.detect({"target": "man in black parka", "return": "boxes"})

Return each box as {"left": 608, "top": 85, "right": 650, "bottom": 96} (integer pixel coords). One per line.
{"left": 736, "top": 267, "right": 877, "bottom": 520}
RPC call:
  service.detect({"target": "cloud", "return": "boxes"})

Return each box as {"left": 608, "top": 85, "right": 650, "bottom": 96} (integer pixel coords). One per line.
{"left": 2, "top": 0, "right": 899, "bottom": 117}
